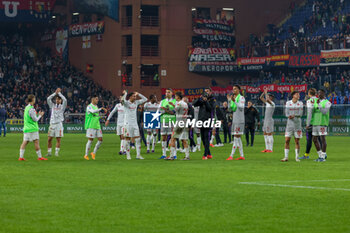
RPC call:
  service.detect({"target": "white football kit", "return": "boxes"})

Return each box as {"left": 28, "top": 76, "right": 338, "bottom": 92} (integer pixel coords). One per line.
{"left": 263, "top": 101, "right": 275, "bottom": 133}
{"left": 172, "top": 100, "right": 189, "bottom": 140}
{"left": 47, "top": 92, "right": 67, "bottom": 137}
{"left": 107, "top": 103, "right": 125, "bottom": 136}
{"left": 285, "top": 100, "right": 303, "bottom": 138}
{"left": 122, "top": 93, "right": 147, "bottom": 138}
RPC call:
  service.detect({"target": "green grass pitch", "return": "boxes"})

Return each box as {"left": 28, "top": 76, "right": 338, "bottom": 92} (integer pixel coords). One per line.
{"left": 0, "top": 133, "right": 350, "bottom": 233}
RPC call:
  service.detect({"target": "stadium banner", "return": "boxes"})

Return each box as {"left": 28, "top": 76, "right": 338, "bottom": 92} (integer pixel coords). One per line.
{"left": 73, "top": 0, "right": 119, "bottom": 22}
{"left": 55, "top": 27, "right": 69, "bottom": 60}
{"left": 195, "top": 34, "right": 235, "bottom": 42}
{"left": 7, "top": 120, "right": 350, "bottom": 136}
{"left": 7, "top": 124, "right": 117, "bottom": 134}
{"left": 188, "top": 48, "right": 235, "bottom": 62}
{"left": 289, "top": 54, "right": 320, "bottom": 67}
{"left": 211, "top": 84, "right": 308, "bottom": 95}
{"left": 0, "top": 0, "right": 56, "bottom": 22}
{"left": 189, "top": 62, "right": 237, "bottom": 72}
{"left": 193, "top": 18, "right": 234, "bottom": 32}
{"left": 161, "top": 88, "right": 205, "bottom": 102}
{"left": 188, "top": 48, "right": 236, "bottom": 72}
{"left": 69, "top": 21, "right": 105, "bottom": 37}
{"left": 320, "top": 49, "right": 350, "bottom": 66}
{"left": 265, "top": 55, "right": 290, "bottom": 67}
{"left": 193, "top": 29, "right": 234, "bottom": 36}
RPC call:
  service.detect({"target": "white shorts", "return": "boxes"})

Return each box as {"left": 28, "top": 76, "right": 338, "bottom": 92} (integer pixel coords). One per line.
{"left": 86, "top": 129, "right": 103, "bottom": 138}
{"left": 48, "top": 123, "right": 64, "bottom": 138}
{"left": 116, "top": 125, "right": 124, "bottom": 136}
{"left": 285, "top": 127, "right": 303, "bottom": 138}
{"left": 312, "top": 126, "right": 328, "bottom": 136}
{"left": 263, "top": 120, "right": 274, "bottom": 133}
{"left": 232, "top": 123, "right": 244, "bottom": 135}
{"left": 172, "top": 127, "right": 189, "bottom": 140}
{"left": 161, "top": 125, "right": 173, "bottom": 135}
{"left": 23, "top": 132, "right": 39, "bottom": 142}
{"left": 147, "top": 128, "right": 157, "bottom": 134}
{"left": 123, "top": 124, "right": 140, "bottom": 138}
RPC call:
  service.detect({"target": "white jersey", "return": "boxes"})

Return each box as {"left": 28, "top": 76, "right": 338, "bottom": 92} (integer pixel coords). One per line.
{"left": 107, "top": 103, "right": 125, "bottom": 126}
{"left": 175, "top": 100, "right": 188, "bottom": 122}
{"left": 264, "top": 101, "right": 275, "bottom": 122}
{"left": 232, "top": 95, "right": 245, "bottom": 124}
{"left": 306, "top": 96, "right": 318, "bottom": 126}
{"left": 285, "top": 100, "right": 303, "bottom": 128}
{"left": 122, "top": 93, "right": 147, "bottom": 126}
{"left": 144, "top": 102, "right": 159, "bottom": 112}
{"left": 47, "top": 92, "right": 67, "bottom": 124}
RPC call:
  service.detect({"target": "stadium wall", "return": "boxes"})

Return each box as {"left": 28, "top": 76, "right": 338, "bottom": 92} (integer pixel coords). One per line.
{"left": 46, "top": 0, "right": 302, "bottom": 99}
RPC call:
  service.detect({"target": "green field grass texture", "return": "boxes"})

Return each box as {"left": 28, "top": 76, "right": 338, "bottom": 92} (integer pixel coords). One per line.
{"left": 0, "top": 134, "right": 350, "bottom": 233}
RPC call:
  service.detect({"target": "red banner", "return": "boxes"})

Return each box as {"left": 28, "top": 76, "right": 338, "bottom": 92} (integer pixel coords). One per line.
{"left": 193, "top": 28, "right": 234, "bottom": 36}
{"left": 237, "top": 57, "right": 266, "bottom": 65}
{"left": 0, "top": 0, "right": 56, "bottom": 22}
{"left": 289, "top": 54, "right": 320, "bottom": 67}
{"left": 211, "top": 84, "right": 308, "bottom": 95}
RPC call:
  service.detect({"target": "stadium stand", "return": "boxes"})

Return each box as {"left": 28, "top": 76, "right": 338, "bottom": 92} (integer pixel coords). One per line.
{"left": 0, "top": 33, "right": 115, "bottom": 123}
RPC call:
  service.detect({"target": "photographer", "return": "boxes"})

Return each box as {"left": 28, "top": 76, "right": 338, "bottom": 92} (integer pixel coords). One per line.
{"left": 193, "top": 88, "right": 216, "bottom": 160}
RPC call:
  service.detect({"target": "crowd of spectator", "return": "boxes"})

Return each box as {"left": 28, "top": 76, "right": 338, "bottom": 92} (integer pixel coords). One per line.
{"left": 0, "top": 34, "right": 115, "bottom": 123}
{"left": 221, "top": 66, "right": 350, "bottom": 106}
{"left": 239, "top": 0, "right": 350, "bottom": 57}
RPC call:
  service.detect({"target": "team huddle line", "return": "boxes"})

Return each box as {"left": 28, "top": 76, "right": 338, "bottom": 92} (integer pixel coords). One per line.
{"left": 17, "top": 86, "right": 331, "bottom": 162}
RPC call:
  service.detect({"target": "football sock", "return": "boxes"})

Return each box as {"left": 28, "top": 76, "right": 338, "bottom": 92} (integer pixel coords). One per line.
{"left": 162, "top": 141, "right": 167, "bottom": 156}
{"left": 146, "top": 135, "right": 150, "bottom": 150}
{"left": 237, "top": 137, "right": 244, "bottom": 157}
{"left": 20, "top": 149, "right": 25, "bottom": 158}
{"left": 284, "top": 149, "right": 289, "bottom": 159}
{"left": 36, "top": 150, "right": 42, "bottom": 158}
{"left": 295, "top": 149, "right": 299, "bottom": 159}
{"left": 135, "top": 138, "right": 141, "bottom": 157}
{"left": 93, "top": 141, "right": 102, "bottom": 154}
{"left": 185, "top": 147, "right": 190, "bottom": 158}
{"left": 85, "top": 140, "right": 92, "bottom": 155}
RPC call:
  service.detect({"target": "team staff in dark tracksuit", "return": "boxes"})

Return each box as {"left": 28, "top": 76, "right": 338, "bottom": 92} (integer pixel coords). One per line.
{"left": 193, "top": 88, "right": 216, "bottom": 160}
{"left": 244, "top": 101, "right": 260, "bottom": 146}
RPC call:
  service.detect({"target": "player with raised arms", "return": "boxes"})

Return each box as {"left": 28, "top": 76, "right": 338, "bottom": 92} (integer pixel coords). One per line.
{"left": 121, "top": 90, "right": 148, "bottom": 160}
{"left": 260, "top": 89, "right": 275, "bottom": 153}
{"left": 46, "top": 88, "right": 67, "bottom": 157}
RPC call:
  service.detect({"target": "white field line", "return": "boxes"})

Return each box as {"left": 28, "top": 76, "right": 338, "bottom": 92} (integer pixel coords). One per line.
{"left": 239, "top": 182, "right": 350, "bottom": 192}
{"left": 282, "top": 179, "right": 350, "bottom": 183}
